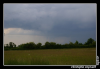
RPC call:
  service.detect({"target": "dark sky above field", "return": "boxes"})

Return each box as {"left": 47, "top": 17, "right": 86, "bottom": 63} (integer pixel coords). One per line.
{"left": 4, "top": 3, "right": 96, "bottom": 46}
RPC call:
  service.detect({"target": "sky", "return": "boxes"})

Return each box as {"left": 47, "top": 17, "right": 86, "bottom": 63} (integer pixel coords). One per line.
{"left": 4, "top": 3, "right": 96, "bottom": 46}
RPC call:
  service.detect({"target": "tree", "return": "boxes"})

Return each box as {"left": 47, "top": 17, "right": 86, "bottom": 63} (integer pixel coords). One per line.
{"left": 25, "top": 42, "right": 36, "bottom": 49}
{"left": 41, "top": 45, "right": 45, "bottom": 49}
{"left": 13, "top": 43, "right": 16, "bottom": 47}
{"left": 9, "top": 42, "right": 16, "bottom": 48}
{"left": 92, "top": 41, "right": 96, "bottom": 47}
{"left": 56, "top": 44, "right": 62, "bottom": 49}
{"left": 78, "top": 43, "right": 83, "bottom": 45}
{"left": 45, "top": 41, "right": 50, "bottom": 49}
{"left": 18, "top": 44, "right": 24, "bottom": 49}
{"left": 63, "top": 43, "right": 69, "bottom": 48}
{"left": 28, "top": 42, "right": 35, "bottom": 49}
{"left": 74, "top": 40, "right": 79, "bottom": 45}
{"left": 9, "top": 42, "right": 14, "bottom": 48}
{"left": 36, "top": 42, "right": 42, "bottom": 49}
{"left": 69, "top": 41, "right": 74, "bottom": 48}
{"left": 4, "top": 38, "right": 96, "bottom": 50}
{"left": 85, "top": 38, "right": 94, "bottom": 45}
{"left": 84, "top": 42, "right": 87, "bottom": 45}
{"left": 49, "top": 42, "right": 56, "bottom": 49}
{"left": 69, "top": 41, "right": 73, "bottom": 45}
{"left": 65, "top": 43, "right": 68, "bottom": 45}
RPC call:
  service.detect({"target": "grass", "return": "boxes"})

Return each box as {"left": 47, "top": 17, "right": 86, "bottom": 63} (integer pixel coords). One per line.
{"left": 4, "top": 48, "right": 96, "bottom": 65}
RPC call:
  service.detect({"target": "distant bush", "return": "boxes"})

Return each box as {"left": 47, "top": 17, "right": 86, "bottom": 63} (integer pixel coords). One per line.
{"left": 4, "top": 38, "right": 96, "bottom": 50}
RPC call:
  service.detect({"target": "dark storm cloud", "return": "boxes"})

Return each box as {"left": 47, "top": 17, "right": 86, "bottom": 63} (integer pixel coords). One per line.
{"left": 4, "top": 3, "right": 96, "bottom": 43}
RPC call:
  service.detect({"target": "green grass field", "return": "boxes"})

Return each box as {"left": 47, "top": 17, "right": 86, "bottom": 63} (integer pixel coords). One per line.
{"left": 4, "top": 48, "right": 96, "bottom": 65}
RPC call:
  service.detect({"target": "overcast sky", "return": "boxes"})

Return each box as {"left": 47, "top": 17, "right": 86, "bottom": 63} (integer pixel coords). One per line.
{"left": 4, "top": 3, "right": 96, "bottom": 46}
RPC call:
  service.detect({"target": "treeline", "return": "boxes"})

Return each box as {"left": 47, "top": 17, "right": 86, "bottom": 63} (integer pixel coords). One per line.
{"left": 4, "top": 38, "right": 96, "bottom": 50}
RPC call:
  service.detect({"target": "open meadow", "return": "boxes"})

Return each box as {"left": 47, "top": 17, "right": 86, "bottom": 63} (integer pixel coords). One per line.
{"left": 4, "top": 48, "right": 96, "bottom": 65}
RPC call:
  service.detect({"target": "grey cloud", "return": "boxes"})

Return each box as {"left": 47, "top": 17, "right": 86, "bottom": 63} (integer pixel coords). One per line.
{"left": 4, "top": 3, "right": 96, "bottom": 44}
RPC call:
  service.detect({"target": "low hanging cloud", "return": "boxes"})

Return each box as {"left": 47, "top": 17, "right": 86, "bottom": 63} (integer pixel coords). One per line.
{"left": 4, "top": 28, "right": 40, "bottom": 35}
{"left": 4, "top": 28, "right": 71, "bottom": 46}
